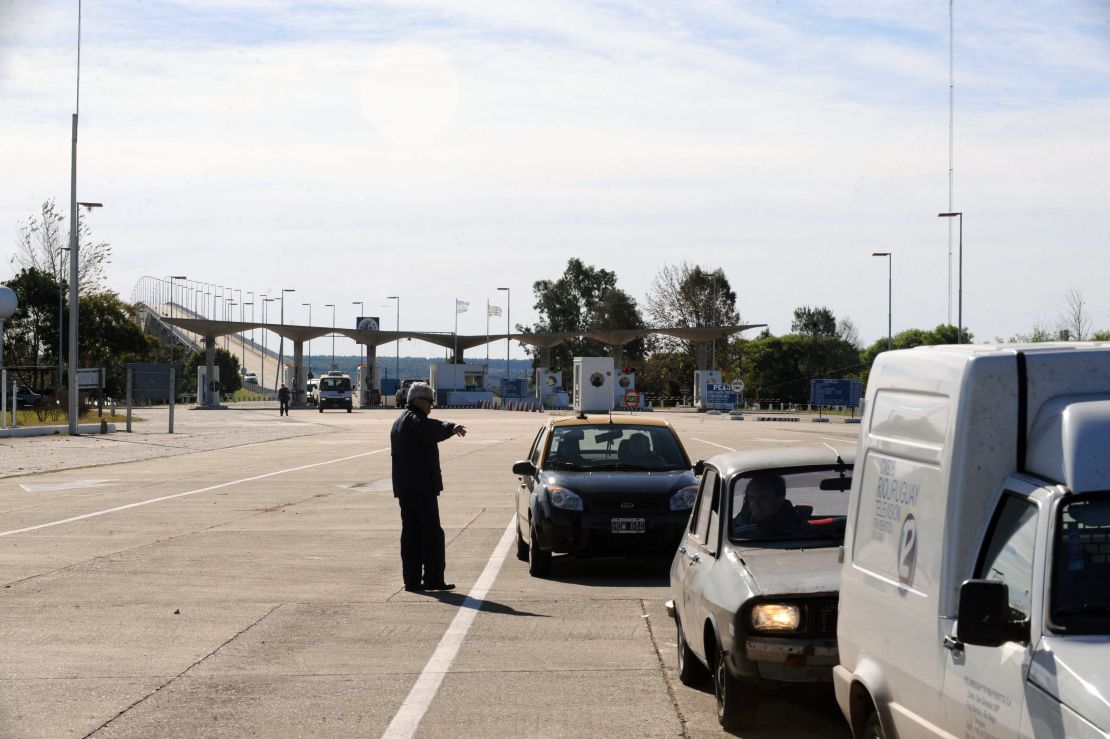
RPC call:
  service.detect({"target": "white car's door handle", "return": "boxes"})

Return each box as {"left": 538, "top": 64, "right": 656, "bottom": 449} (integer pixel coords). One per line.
{"left": 688, "top": 553, "right": 700, "bottom": 563}
{"left": 678, "top": 546, "right": 687, "bottom": 554}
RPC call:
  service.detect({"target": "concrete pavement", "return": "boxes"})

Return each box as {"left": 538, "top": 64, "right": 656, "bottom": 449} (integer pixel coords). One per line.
{"left": 0, "top": 406, "right": 856, "bottom": 738}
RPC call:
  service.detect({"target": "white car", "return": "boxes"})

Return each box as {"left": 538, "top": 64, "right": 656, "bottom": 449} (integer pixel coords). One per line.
{"left": 243, "top": 373, "right": 259, "bottom": 385}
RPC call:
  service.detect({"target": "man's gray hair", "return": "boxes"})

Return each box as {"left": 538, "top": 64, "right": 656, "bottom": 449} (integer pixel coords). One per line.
{"left": 407, "top": 382, "right": 435, "bottom": 404}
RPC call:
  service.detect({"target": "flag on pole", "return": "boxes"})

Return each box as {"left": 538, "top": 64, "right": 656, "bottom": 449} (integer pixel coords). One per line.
{"left": 456, "top": 299, "right": 470, "bottom": 314}
{"left": 487, "top": 304, "right": 502, "bottom": 317}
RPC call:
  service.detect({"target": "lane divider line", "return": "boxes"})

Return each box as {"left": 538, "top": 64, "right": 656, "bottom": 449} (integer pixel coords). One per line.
{"left": 381, "top": 515, "right": 517, "bottom": 739}
{"left": 690, "top": 437, "right": 736, "bottom": 452}
{"left": 0, "top": 447, "right": 390, "bottom": 539}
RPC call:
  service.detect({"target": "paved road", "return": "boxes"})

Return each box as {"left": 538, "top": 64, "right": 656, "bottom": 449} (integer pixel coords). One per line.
{"left": 0, "top": 407, "right": 857, "bottom": 738}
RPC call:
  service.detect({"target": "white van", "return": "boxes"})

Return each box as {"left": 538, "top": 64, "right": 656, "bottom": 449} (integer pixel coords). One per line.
{"left": 317, "top": 371, "right": 352, "bottom": 413}
{"left": 835, "top": 342, "right": 1110, "bottom": 739}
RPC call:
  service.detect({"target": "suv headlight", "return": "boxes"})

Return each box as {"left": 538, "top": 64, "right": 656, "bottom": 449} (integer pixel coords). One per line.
{"left": 750, "top": 603, "right": 801, "bottom": 632}
{"left": 546, "top": 485, "right": 584, "bottom": 511}
{"left": 669, "top": 485, "right": 698, "bottom": 511}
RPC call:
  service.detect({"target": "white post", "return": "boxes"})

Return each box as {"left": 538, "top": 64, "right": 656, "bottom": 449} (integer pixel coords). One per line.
{"left": 168, "top": 367, "right": 175, "bottom": 434}
{"left": 1, "top": 369, "right": 7, "bottom": 429}
{"left": 126, "top": 366, "right": 133, "bottom": 432}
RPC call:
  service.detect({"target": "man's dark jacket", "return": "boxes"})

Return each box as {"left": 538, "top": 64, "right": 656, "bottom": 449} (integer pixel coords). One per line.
{"left": 390, "top": 404, "right": 457, "bottom": 497}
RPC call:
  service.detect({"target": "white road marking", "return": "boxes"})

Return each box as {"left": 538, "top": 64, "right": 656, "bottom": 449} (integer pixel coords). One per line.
{"left": 0, "top": 447, "right": 390, "bottom": 539}
{"left": 690, "top": 437, "right": 735, "bottom": 452}
{"left": 820, "top": 436, "right": 858, "bottom": 445}
{"left": 752, "top": 437, "right": 801, "bottom": 443}
{"left": 19, "top": 479, "right": 115, "bottom": 493}
{"left": 381, "top": 516, "right": 517, "bottom": 739}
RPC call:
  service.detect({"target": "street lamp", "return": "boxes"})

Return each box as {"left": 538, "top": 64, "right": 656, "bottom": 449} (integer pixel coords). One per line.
{"left": 324, "top": 303, "right": 336, "bottom": 369}
{"left": 872, "top": 253, "right": 892, "bottom": 351}
{"left": 386, "top": 296, "right": 399, "bottom": 381}
{"left": 938, "top": 212, "right": 964, "bottom": 343}
{"left": 497, "top": 287, "right": 510, "bottom": 382}
{"left": 68, "top": 201, "right": 101, "bottom": 435}
{"left": 56, "top": 245, "right": 70, "bottom": 389}
{"left": 241, "top": 301, "right": 253, "bottom": 372}
{"left": 277, "top": 288, "right": 294, "bottom": 390}
{"left": 262, "top": 297, "right": 275, "bottom": 390}
{"left": 301, "top": 302, "right": 312, "bottom": 376}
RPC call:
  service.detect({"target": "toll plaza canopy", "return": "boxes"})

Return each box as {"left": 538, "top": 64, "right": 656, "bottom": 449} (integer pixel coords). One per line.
{"left": 161, "top": 313, "right": 763, "bottom": 407}
{"left": 162, "top": 316, "right": 765, "bottom": 363}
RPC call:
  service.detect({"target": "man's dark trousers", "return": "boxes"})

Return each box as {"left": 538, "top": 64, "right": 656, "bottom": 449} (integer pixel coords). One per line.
{"left": 397, "top": 494, "right": 445, "bottom": 587}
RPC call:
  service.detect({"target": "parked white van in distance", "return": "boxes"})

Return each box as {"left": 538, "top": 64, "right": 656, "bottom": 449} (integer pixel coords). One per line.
{"left": 835, "top": 342, "right": 1110, "bottom": 739}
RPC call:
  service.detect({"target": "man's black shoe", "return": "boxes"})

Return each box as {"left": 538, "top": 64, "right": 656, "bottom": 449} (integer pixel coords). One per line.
{"left": 404, "top": 584, "right": 425, "bottom": 592}
{"left": 422, "top": 582, "right": 455, "bottom": 591}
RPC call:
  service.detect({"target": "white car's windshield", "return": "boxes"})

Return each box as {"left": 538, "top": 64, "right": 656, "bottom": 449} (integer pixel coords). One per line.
{"left": 729, "top": 464, "right": 851, "bottom": 545}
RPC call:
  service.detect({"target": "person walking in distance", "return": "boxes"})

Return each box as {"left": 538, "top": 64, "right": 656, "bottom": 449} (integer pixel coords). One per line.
{"left": 390, "top": 382, "right": 467, "bottom": 591}
{"left": 278, "top": 383, "right": 291, "bottom": 416}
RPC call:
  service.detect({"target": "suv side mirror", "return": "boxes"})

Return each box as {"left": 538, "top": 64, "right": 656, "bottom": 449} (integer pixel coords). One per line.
{"left": 956, "top": 579, "right": 1029, "bottom": 647}
{"left": 693, "top": 460, "right": 706, "bottom": 476}
{"left": 512, "top": 460, "right": 536, "bottom": 477}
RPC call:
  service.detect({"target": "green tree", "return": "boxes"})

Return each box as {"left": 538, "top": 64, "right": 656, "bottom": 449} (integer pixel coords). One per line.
{"left": 524, "top": 258, "right": 644, "bottom": 372}
{"left": 743, "top": 333, "right": 862, "bottom": 404}
{"left": 791, "top": 306, "right": 837, "bottom": 337}
{"left": 645, "top": 262, "right": 740, "bottom": 347}
{"left": 183, "top": 347, "right": 242, "bottom": 395}
{"left": 2, "top": 268, "right": 67, "bottom": 391}
{"left": 78, "top": 292, "right": 161, "bottom": 397}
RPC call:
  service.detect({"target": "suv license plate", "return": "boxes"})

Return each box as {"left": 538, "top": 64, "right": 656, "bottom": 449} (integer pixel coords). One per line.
{"left": 611, "top": 518, "right": 646, "bottom": 534}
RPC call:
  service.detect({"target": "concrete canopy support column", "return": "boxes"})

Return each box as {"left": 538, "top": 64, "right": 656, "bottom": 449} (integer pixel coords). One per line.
{"left": 292, "top": 340, "right": 304, "bottom": 407}
{"left": 205, "top": 335, "right": 218, "bottom": 408}
{"left": 610, "top": 343, "right": 625, "bottom": 368}
{"left": 696, "top": 342, "right": 708, "bottom": 372}
{"left": 542, "top": 347, "right": 552, "bottom": 368}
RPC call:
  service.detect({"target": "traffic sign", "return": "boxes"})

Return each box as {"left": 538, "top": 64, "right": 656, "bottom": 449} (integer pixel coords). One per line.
{"left": 623, "top": 390, "right": 640, "bottom": 408}
{"left": 730, "top": 379, "right": 745, "bottom": 393}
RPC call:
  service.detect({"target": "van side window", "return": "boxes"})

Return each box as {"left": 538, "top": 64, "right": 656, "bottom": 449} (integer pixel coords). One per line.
{"left": 690, "top": 469, "right": 718, "bottom": 541}
{"left": 975, "top": 494, "right": 1038, "bottom": 620}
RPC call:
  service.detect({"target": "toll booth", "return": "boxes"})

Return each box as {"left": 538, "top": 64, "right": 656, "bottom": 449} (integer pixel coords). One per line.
{"left": 356, "top": 364, "right": 380, "bottom": 407}
{"left": 535, "top": 368, "right": 570, "bottom": 408}
{"left": 573, "top": 357, "right": 614, "bottom": 413}
{"left": 197, "top": 365, "right": 221, "bottom": 406}
{"left": 614, "top": 369, "right": 641, "bottom": 409}
{"left": 693, "top": 370, "right": 723, "bottom": 410}
{"left": 429, "top": 363, "right": 493, "bottom": 407}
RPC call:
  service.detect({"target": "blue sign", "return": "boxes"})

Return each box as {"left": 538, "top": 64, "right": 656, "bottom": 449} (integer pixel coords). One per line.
{"left": 705, "top": 383, "right": 738, "bottom": 408}
{"left": 809, "top": 379, "right": 862, "bottom": 406}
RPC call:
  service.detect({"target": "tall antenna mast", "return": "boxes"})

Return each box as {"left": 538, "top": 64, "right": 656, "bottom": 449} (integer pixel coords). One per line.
{"left": 946, "top": 0, "right": 955, "bottom": 325}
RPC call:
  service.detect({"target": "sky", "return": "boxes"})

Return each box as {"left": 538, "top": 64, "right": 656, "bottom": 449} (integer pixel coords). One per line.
{"left": 2, "top": 0, "right": 1109, "bottom": 361}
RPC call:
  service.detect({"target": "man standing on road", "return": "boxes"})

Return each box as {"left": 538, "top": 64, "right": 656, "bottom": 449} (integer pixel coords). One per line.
{"left": 390, "top": 382, "right": 467, "bottom": 592}
{"left": 278, "top": 383, "right": 291, "bottom": 416}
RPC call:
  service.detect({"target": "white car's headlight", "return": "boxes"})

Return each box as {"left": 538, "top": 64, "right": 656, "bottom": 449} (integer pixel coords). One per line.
{"left": 546, "top": 485, "right": 584, "bottom": 511}
{"left": 750, "top": 603, "right": 801, "bottom": 632}
{"left": 669, "top": 485, "right": 698, "bottom": 511}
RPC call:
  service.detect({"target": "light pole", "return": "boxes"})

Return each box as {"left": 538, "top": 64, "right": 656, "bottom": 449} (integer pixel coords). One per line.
{"left": 67, "top": 201, "right": 101, "bottom": 434}
{"left": 277, "top": 288, "right": 294, "bottom": 390}
{"left": 387, "top": 296, "right": 399, "bottom": 381}
{"left": 872, "top": 253, "right": 892, "bottom": 351}
{"left": 262, "top": 297, "right": 275, "bottom": 390}
{"left": 241, "top": 301, "right": 252, "bottom": 372}
{"left": 324, "top": 303, "right": 336, "bottom": 369}
{"left": 169, "top": 275, "right": 187, "bottom": 361}
{"left": 301, "top": 302, "right": 312, "bottom": 376}
{"left": 497, "top": 287, "right": 510, "bottom": 382}
{"left": 938, "top": 212, "right": 963, "bottom": 343}
{"left": 56, "top": 245, "right": 70, "bottom": 389}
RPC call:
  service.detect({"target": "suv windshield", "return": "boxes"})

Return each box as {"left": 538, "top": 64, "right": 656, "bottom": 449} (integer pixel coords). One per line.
{"left": 728, "top": 464, "right": 851, "bottom": 546}
{"left": 1051, "top": 493, "right": 1110, "bottom": 634}
{"left": 544, "top": 424, "right": 688, "bottom": 471}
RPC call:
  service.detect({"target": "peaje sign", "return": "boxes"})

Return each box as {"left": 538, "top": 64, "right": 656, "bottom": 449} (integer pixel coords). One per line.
{"left": 623, "top": 390, "right": 640, "bottom": 408}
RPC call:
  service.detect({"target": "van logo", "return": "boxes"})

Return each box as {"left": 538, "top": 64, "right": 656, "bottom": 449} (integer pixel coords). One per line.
{"left": 898, "top": 514, "right": 918, "bottom": 586}
{"left": 620, "top": 502, "right": 635, "bottom": 509}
